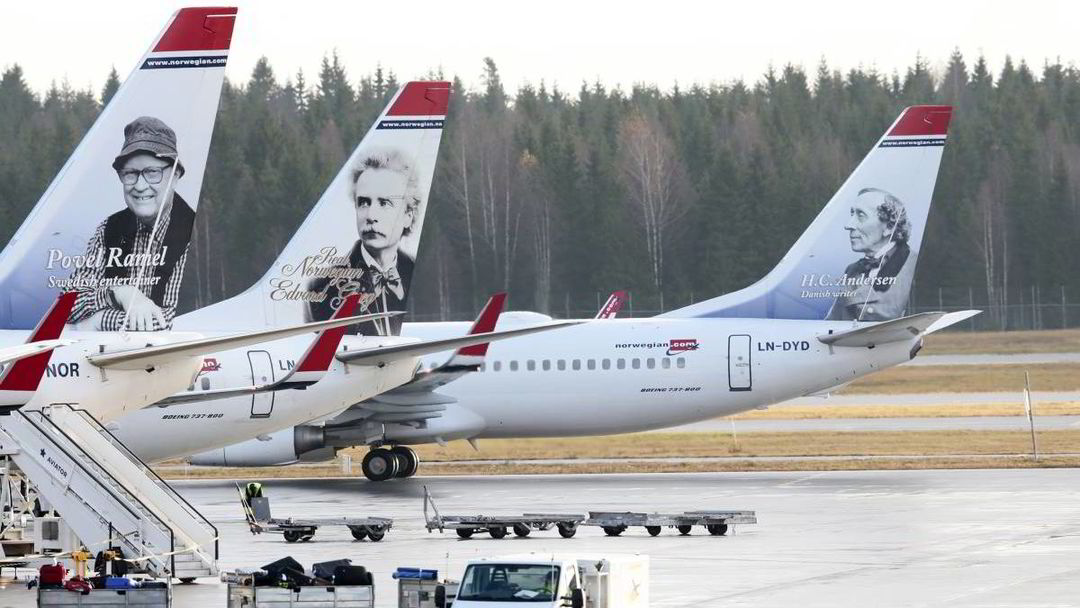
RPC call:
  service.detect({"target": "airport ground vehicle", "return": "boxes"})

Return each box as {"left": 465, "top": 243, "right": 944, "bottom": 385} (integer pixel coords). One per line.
{"left": 238, "top": 483, "right": 391, "bottom": 543}
{"left": 449, "top": 554, "right": 648, "bottom": 608}
{"left": 422, "top": 487, "right": 755, "bottom": 539}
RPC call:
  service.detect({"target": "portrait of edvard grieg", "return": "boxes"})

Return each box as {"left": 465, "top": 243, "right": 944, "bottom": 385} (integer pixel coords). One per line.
{"left": 305, "top": 148, "right": 423, "bottom": 336}
{"left": 826, "top": 187, "right": 918, "bottom": 321}
{"left": 66, "top": 116, "right": 196, "bottom": 332}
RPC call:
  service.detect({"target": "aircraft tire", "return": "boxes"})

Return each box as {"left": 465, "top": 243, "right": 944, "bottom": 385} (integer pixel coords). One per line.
{"left": 362, "top": 448, "right": 400, "bottom": 482}
{"left": 390, "top": 446, "right": 419, "bottom": 478}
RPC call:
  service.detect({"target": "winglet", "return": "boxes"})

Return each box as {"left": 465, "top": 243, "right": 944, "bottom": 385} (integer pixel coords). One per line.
{"left": 455, "top": 293, "right": 508, "bottom": 359}
{"left": 276, "top": 294, "right": 362, "bottom": 388}
{"left": 595, "top": 290, "right": 628, "bottom": 319}
{"left": 0, "top": 292, "right": 77, "bottom": 401}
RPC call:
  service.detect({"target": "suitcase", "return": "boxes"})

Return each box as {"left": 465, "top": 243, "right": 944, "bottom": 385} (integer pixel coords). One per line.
{"left": 333, "top": 565, "right": 372, "bottom": 586}
{"left": 39, "top": 564, "right": 66, "bottom": 588}
{"left": 105, "top": 576, "right": 136, "bottom": 589}
{"left": 313, "top": 559, "right": 352, "bottom": 580}
{"left": 64, "top": 578, "right": 93, "bottom": 594}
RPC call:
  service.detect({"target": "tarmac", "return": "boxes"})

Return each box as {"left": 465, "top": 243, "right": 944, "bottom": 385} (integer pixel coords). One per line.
{"left": 3, "top": 469, "right": 1078, "bottom": 607}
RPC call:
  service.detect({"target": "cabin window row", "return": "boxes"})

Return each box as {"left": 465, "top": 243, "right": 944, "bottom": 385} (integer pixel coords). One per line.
{"left": 483, "top": 357, "right": 686, "bottom": 372}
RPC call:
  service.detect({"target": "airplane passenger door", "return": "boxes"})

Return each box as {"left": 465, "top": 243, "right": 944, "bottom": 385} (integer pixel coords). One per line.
{"left": 247, "top": 350, "right": 275, "bottom": 417}
{"left": 728, "top": 334, "right": 752, "bottom": 392}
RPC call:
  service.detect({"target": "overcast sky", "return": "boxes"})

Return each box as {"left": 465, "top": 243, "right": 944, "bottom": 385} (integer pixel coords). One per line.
{"left": 3, "top": 0, "right": 1077, "bottom": 95}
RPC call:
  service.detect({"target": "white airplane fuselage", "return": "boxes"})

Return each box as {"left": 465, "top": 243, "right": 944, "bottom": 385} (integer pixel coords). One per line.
{"left": 109, "top": 313, "right": 916, "bottom": 463}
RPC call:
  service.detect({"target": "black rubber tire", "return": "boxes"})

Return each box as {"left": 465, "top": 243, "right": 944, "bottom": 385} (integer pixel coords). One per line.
{"left": 179, "top": 578, "right": 196, "bottom": 584}
{"left": 456, "top": 528, "right": 474, "bottom": 539}
{"left": 283, "top": 530, "right": 302, "bottom": 543}
{"left": 645, "top": 526, "right": 662, "bottom": 537}
{"left": 557, "top": 523, "right": 577, "bottom": 538}
{"left": 301, "top": 535, "right": 314, "bottom": 542}
{"left": 350, "top": 527, "right": 369, "bottom": 541}
{"left": 489, "top": 527, "right": 508, "bottom": 539}
{"left": 707, "top": 524, "right": 729, "bottom": 536}
{"left": 603, "top": 526, "right": 624, "bottom": 537}
{"left": 512, "top": 524, "right": 531, "bottom": 537}
{"left": 361, "top": 448, "right": 399, "bottom": 482}
{"left": 677, "top": 525, "right": 693, "bottom": 536}
{"left": 390, "top": 446, "right": 419, "bottom": 478}
{"left": 366, "top": 525, "right": 386, "bottom": 542}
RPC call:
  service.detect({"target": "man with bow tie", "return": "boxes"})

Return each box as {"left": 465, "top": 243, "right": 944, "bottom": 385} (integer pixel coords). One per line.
{"left": 305, "top": 149, "right": 420, "bottom": 335}
{"left": 827, "top": 187, "right": 917, "bottom": 321}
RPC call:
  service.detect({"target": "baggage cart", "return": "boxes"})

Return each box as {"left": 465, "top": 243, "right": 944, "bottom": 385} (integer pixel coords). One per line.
{"left": 423, "top": 487, "right": 583, "bottom": 539}
{"left": 584, "top": 509, "right": 757, "bottom": 536}
{"left": 238, "top": 482, "right": 392, "bottom": 542}
{"left": 227, "top": 584, "right": 374, "bottom": 608}
{"left": 38, "top": 587, "right": 169, "bottom": 607}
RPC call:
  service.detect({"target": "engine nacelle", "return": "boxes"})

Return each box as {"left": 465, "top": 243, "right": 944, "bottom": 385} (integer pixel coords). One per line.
{"left": 188, "top": 425, "right": 326, "bottom": 466}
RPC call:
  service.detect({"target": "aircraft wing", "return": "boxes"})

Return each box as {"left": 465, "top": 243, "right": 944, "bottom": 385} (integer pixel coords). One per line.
{"left": 817, "top": 310, "right": 980, "bottom": 347}
{"left": 152, "top": 295, "right": 364, "bottom": 405}
{"left": 88, "top": 309, "right": 400, "bottom": 371}
{"left": 336, "top": 320, "right": 579, "bottom": 367}
{"left": 384, "top": 293, "right": 507, "bottom": 395}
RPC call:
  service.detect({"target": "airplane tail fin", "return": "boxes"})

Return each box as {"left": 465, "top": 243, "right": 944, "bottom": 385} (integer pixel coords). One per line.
{"left": 662, "top": 106, "right": 953, "bottom": 322}
{"left": 182, "top": 81, "right": 452, "bottom": 335}
{"left": 0, "top": 7, "right": 236, "bottom": 331}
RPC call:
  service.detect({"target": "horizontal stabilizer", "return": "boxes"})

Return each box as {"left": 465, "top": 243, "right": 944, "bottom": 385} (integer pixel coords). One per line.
{"left": 818, "top": 311, "right": 952, "bottom": 347}
{"left": 90, "top": 311, "right": 401, "bottom": 370}
{"left": 924, "top": 310, "right": 981, "bottom": 335}
{"left": 0, "top": 340, "right": 72, "bottom": 367}
{"left": 337, "top": 321, "right": 580, "bottom": 367}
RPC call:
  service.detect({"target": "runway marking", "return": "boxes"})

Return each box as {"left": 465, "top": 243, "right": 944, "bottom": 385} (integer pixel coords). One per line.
{"left": 777, "top": 472, "right": 828, "bottom": 487}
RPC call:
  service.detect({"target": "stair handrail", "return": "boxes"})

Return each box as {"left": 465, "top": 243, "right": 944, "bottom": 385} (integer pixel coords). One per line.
{"left": 67, "top": 406, "right": 219, "bottom": 561}
{"left": 17, "top": 408, "right": 175, "bottom": 576}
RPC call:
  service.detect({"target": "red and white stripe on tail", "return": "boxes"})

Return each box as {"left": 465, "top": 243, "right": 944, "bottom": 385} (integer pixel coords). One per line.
{"left": 0, "top": 292, "right": 77, "bottom": 407}
{"left": 446, "top": 293, "right": 508, "bottom": 368}
{"left": 595, "top": 290, "right": 628, "bottom": 319}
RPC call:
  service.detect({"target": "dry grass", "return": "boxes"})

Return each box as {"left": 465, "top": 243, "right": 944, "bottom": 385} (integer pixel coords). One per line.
{"left": 839, "top": 363, "right": 1080, "bottom": 394}
{"left": 735, "top": 402, "right": 1080, "bottom": 419}
{"left": 156, "top": 430, "right": 1080, "bottom": 480}
{"left": 923, "top": 328, "right": 1080, "bottom": 355}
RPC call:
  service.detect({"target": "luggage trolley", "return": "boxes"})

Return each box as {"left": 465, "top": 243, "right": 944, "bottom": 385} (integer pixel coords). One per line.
{"left": 423, "top": 486, "right": 585, "bottom": 539}
{"left": 584, "top": 509, "right": 757, "bottom": 537}
{"left": 238, "top": 483, "right": 392, "bottom": 543}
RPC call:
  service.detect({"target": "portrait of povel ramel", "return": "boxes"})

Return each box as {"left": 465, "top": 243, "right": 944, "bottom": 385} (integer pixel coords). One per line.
{"left": 305, "top": 149, "right": 421, "bottom": 336}
{"left": 64, "top": 116, "right": 195, "bottom": 331}
{"left": 826, "top": 187, "right": 917, "bottom": 321}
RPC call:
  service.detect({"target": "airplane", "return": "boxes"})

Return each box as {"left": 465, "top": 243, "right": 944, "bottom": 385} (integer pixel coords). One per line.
{"left": 0, "top": 8, "right": 571, "bottom": 429}
{"left": 171, "top": 105, "right": 979, "bottom": 481}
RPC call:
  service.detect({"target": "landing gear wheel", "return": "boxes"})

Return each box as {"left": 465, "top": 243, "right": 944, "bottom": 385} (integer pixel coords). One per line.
{"left": 179, "top": 578, "right": 196, "bottom": 584}
{"left": 361, "top": 448, "right": 400, "bottom": 482}
{"left": 488, "top": 526, "right": 508, "bottom": 539}
{"left": 349, "top": 526, "right": 368, "bottom": 541}
{"left": 557, "top": 523, "right": 577, "bottom": 538}
{"left": 512, "top": 524, "right": 531, "bottom": 537}
{"left": 677, "top": 525, "right": 692, "bottom": 536}
{"left": 283, "top": 530, "right": 303, "bottom": 543}
{"left": 645, "top": 526, "right": 662, "bottom": 537}
{"left": 456, "top": 528, "right": 474, "bottom": 539}
{"left": 390, "top": 446, "right": 419, "bottom": 478}
{"left": 706, "top": 524, "right": 729, "bottom": 536}
{"left": 366, "top": 525, "right": 386, "bottom": 542}
{"left": 603, "top": 526, "right": 625, "bottom": 537}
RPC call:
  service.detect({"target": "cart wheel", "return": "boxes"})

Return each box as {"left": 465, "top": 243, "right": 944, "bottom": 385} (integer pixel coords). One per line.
{"left": 677, "top": 525, "right": 692, "bottom": 536}
{"left": 179, "top": 578, "right": 196, "bottom": 584}
{"left": 366, "top": 525, "right": 386, "bottom": 542}
{"left": 456, "top": 528, "right": 474, "bottom": 539}
{"left": 557, "top": 523, "right": 577, "bottom": 538}
{"left": 645, "top": 526, "right": 662, "bottom": 537}
{"left": 488, "top": 527, "right": 508, "bottom": 539}
{"left": 603, "top": 526, "right": 625, "bottom": 537}
{"left": 283, "top": 530, "right": 303, "bottom": 543}
{"left": 706, "top": 524, "right": 729, "bottom": 536}
{"left": 350, "top": 526, "right": 369, "bottom": 541}
{"left": 301, "top": 535, "right": 314, "bottom": 542}
{"left": 512, "top": 524, "right": 531, "bottom": 538}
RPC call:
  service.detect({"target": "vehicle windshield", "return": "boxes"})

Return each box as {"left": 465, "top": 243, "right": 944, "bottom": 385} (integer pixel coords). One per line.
{"left": 457, "top": 563, "right": 561, "bottom": 602}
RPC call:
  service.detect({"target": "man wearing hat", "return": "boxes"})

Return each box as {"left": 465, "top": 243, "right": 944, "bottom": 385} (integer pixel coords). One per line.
{"left": 67, "top": 116, "right": 196, "bottom": 331}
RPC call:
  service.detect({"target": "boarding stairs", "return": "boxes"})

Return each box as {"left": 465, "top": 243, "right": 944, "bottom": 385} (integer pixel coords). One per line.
{"left": 0, "top": 404, "right": 217, "bottom": 579}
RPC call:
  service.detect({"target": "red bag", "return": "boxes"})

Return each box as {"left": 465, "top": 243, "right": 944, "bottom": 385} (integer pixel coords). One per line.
{"left": 39, "top": 564, "right": 66, "bottom": 587}
{"left": 64, "top": 578, "right": 93, "bottom": 594}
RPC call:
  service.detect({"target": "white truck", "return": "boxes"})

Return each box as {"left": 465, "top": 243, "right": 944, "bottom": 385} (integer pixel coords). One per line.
{"left": 442, "top": 554, "right": 648, "bottom": 608}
